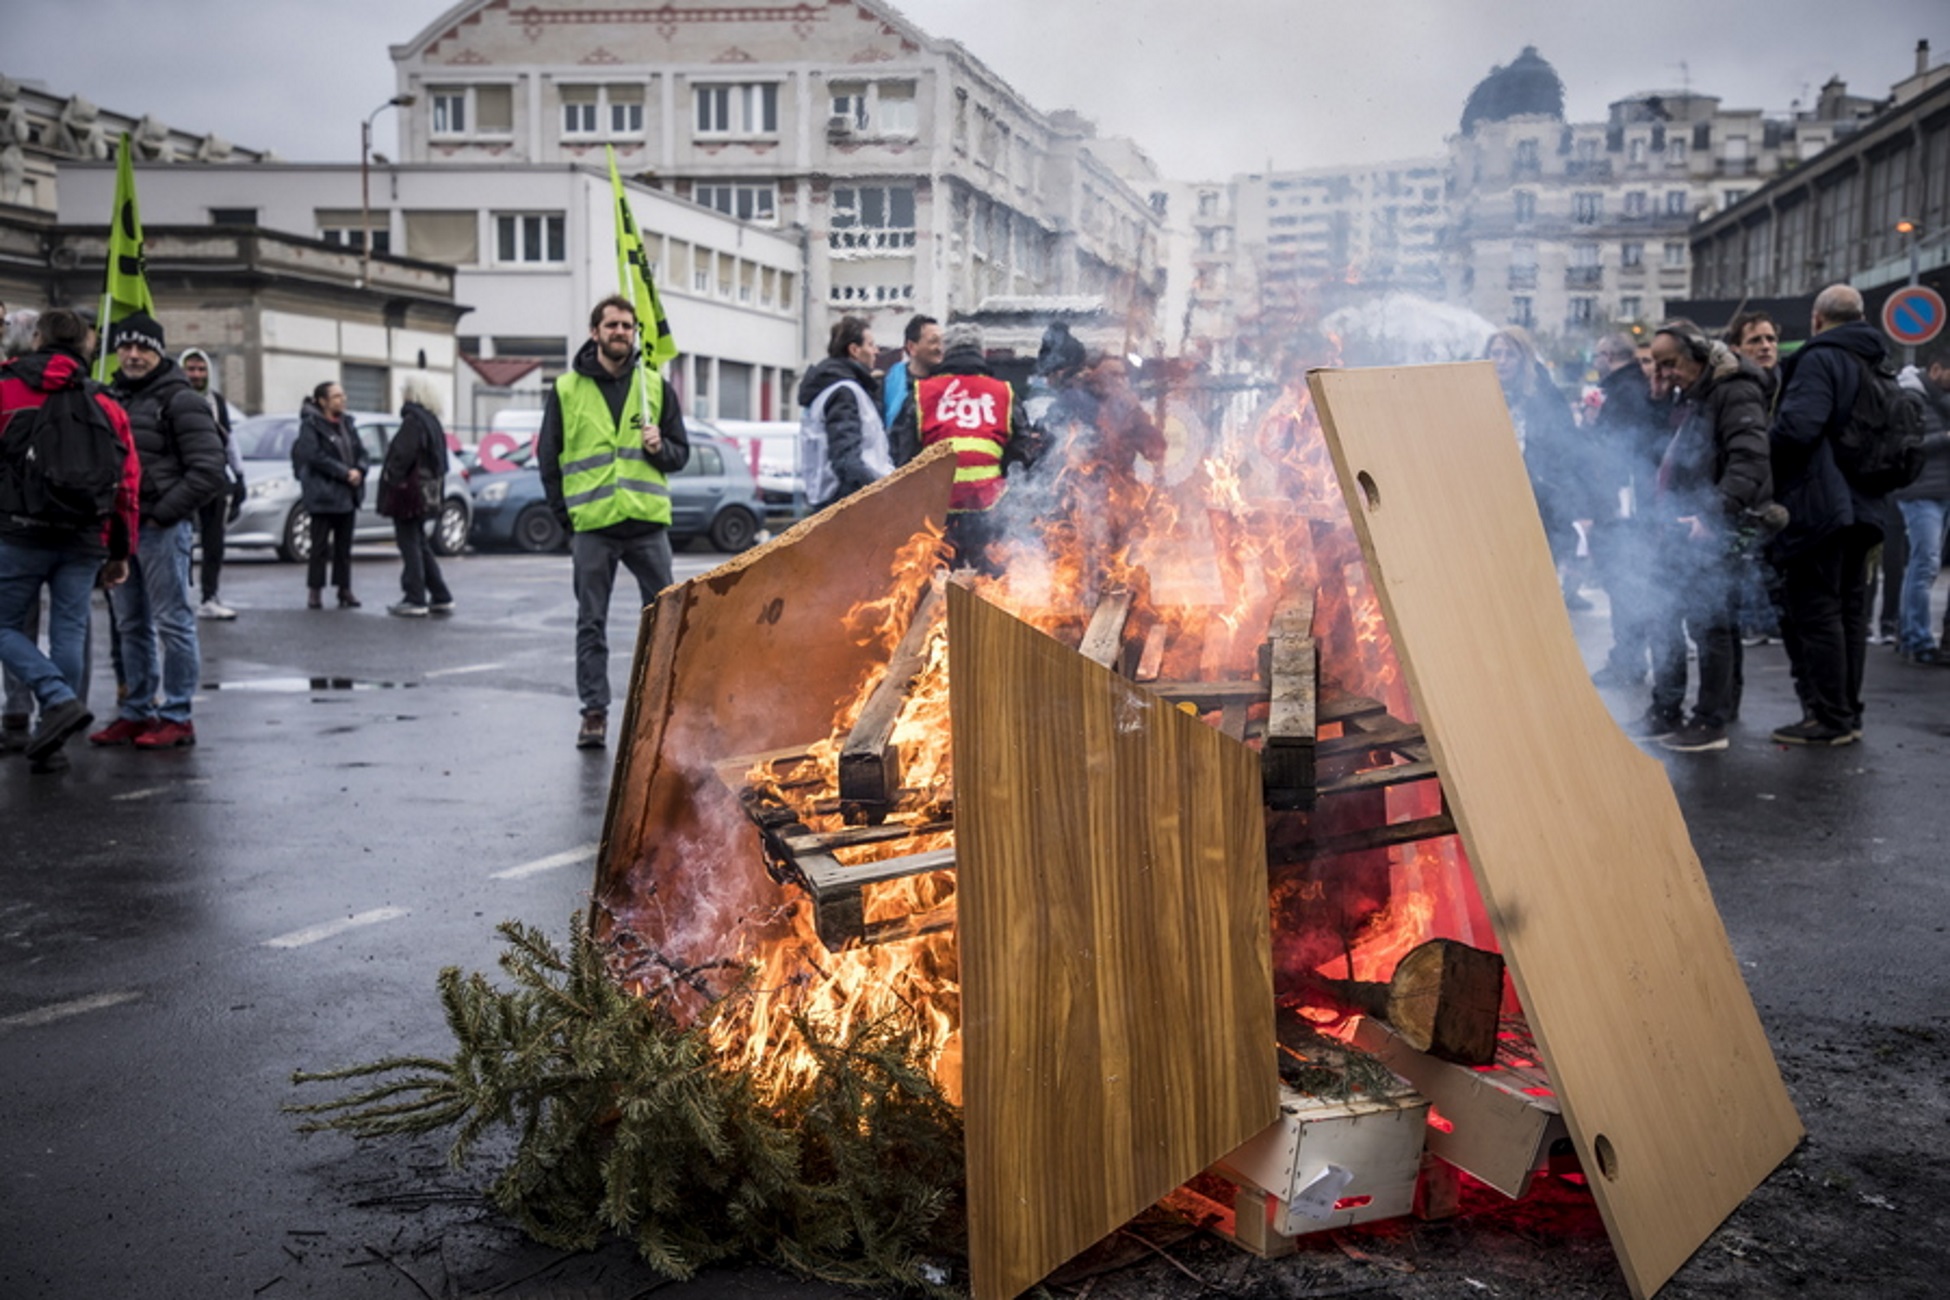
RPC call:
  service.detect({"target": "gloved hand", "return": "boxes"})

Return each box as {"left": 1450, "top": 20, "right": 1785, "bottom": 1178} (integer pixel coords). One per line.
{"left": 228, "top": 478, "right": 247, "bottom": 524}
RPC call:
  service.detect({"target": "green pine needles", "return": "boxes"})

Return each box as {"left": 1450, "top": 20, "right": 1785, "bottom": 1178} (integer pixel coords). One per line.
{"left": 288, "top": 915, "right": 966, "bottom": 1291}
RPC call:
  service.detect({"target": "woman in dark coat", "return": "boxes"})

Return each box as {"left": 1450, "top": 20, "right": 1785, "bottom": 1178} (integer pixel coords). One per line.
{"left": 1486, "top": 327, "right": 1590, "bottom": 605}
{"left": 377, "top": 382, "right": 455, "bottom": 617}
{"left": 292, "top": 380, "right": 368, "bottom": 608}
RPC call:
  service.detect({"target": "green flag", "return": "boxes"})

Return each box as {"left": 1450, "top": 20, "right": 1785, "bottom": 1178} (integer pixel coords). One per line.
{"left": 606, "top": 147, "right": 677, "bottom": 426}
{"left": 96, "top": 133, "right": 156, "bottom": 381}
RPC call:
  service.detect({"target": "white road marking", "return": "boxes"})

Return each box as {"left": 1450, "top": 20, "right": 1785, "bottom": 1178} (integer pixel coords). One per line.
{"left": 262, "top": 907, "right": 409, "bottom": 949}
{"left": 0, "top": 990, "right": 142, "bottom": 1031}
{"left": 423, "top": 662, "right": 507, "bottom": 680}
{"left": 491, "top": 844, "right": 598, "bottom": 880}
{"left": 111, "top": 778, "right": 211, "bottom": 803}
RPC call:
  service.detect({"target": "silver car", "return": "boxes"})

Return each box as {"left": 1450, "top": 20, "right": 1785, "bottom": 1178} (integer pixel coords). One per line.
{"left": 227, "top": 411, "right": 472, "bottom": 562}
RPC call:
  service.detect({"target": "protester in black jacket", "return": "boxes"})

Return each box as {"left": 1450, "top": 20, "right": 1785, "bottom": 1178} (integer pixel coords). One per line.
{"left": 1588, "top": 333, "right": 1672, "bottom": 689}
{"left": 377, "top": 386, "right": 455, "bottom": 618}
{"left": 1641, "top": 323, "right": 1773, "bottom": 751}
{"left": 292, "top": 381, "right": 368, "bottom": 609}
{"left": 796, "top": 316, "right": 886, "bottom": 509}
{"left": 92, "top": 311, "right": 226, "bottom": 751}
{"left": 1890, "top": 347, "right": 1950, "bottom": 661}
{"left": 1765, "top": 284, "right": 1889, "bottom": 746}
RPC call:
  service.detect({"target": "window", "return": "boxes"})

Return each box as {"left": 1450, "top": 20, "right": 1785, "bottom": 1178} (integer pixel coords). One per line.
{"left": 828, "top": 282, "right": 915, "bottom": 304}
{"left": 1725, "top": 134, "right": 1750, "bottom": 164}
{"left": 209, "top": 207, "right": 257, "bottom": 226}
{"left": 1510, "top": 296, "right": 1534, "bottom": 328}
{"left": 1619, "top": 296, "right": 1642, "bottom": 319}
{"left": 829, "top": 185, "right": 916, "bottom": 252}
{"left": 693, "top": 253, "right": 710, "bottom": 293}
{"left": 1624, "top": 190, "right": 1647, "bottom": 218}
{"left": 1666, "top": 190, "right": 1690, "bottom": 216}
{"left": 1513, "top": 190, "right": 1536, "bottom": 224}
{"left": 317, "top": 211, "right": 390, "bottom": 254}
{"left": 830, "top": 82, "right": 868, "bottom": 131}
{"left": 404, "top": 211, "right": 479, "bottom": 265}
{"left": 1568, "top": 297, "right": 1596, "bottom": 326}
{"left": 609, "top": 85, "right": 644, "bottom": 136}
{"left": 562, "top": 87, "right": 598, "bottom": 136}
{"left": 1629, "top": 137, "right": 1648, "bottom": 166}
{"left": 1620, "top": 241, "right": 1644, "bottom": 268}
{"left": 1664, "top": 241, "right": 1687, "bottom": 268}
{"left": 876, "top": 83, "right": 917, "bottom": 136}
{"left": 1573, "top": 191, "right": 1602, "bottom": 224}
{"left": 1513, "top": 138, "right": 1540, "bottom": 175}
{"left": 1572, "top": 242, "right": 1600, "bottom": 267}
{"left": 694, "top": 182, "right": 777, "bottom": 225}
{"left": 695, "top": 82, "right": 778, "bottom": 135}
{"left": 1722, "top": 188, "right": 1748, "bottom": 209}
{"left": 430, "top": 85, "right": 511, "bottom": 137}
{"left": 1668, "top": 138, "right": 1688, "bottom": 166}
{"left": 494, "top": 213, "right": 566, "bottom": 264}
{"left": 341, "top": 363, "right": 389, "bottom": 413}
{"left": 829, "top": 81, "right": 917, "bottom": 136}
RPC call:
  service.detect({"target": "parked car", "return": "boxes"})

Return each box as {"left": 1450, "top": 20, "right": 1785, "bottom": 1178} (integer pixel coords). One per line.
{"left": 228, "top": 411, "right": 473, "bottom": 562}
{"left": 712, "top": 418, "right": 804, "bottom": 527}
{"left": 468, "top": 423, "right": 765, "bottom": 555}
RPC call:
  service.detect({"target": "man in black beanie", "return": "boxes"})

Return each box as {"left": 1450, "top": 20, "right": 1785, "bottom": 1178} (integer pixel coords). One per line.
{"left": 90, "top": 311, "right": 225, "bottom": 749}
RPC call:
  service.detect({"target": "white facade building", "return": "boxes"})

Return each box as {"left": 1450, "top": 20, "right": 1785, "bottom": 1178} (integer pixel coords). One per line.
{"left": 385, "top": 0, "right": 1163, "bottom": 349}
{"left": 59, "top": 162, "right": 804, "bottom": 434}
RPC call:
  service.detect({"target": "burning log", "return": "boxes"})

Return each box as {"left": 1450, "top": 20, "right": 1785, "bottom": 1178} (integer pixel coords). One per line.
{"left": 839, "top": 580, "right": 945, "bottom": 824}
{"left": 1309, "top": 939, "right": 1505, "bottom": 1066}
{"left": 1077, "top": 584, "right": 1136, "bottom": 670}
{"left": 1259, "top": 592, "right": 1318, "bottom": 811}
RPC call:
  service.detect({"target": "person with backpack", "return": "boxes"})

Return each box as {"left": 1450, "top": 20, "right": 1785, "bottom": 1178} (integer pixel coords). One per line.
{"left": 0, "top": 308, "right": 141, "bottom": 773}
{"left": 1764, "top": 283, "right": 1917, "bottom": 747}
{"left": 89, "top": 312, "right": 226, "bottom": 750}
{"left": 375, "top": 380, "right": 455, "bottom": 618}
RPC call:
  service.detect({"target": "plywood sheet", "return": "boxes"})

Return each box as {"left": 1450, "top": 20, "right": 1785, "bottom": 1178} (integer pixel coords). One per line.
{"left": 951, "top": 584, "right": 1277, "bottom": 1300}
{"left": 596, "top": 447, "right": 956, "bottom": 912}
{"left": 1308, "top": 364, "right": 1801, "bottom": 1299}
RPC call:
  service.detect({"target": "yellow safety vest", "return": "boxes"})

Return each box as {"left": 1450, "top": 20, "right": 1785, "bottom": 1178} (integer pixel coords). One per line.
{"left": 554, "top": 372, "right": 672, "bottom": 532}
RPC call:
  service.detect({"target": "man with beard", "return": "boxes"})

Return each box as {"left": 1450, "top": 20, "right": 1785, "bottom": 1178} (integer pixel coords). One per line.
{"left": 539, "top": 295, "right": 689, "bottom": 750}
{"left": 89, "top": 312, "right": 225, "bottom": 750}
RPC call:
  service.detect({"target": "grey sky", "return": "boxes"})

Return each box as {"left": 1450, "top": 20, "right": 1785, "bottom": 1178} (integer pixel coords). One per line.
{"left": 11, "top": 0, "right": 1948, "bottom": 180}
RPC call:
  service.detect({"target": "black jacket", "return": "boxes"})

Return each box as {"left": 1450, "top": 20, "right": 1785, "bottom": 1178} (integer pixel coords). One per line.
{"left": 293, "top": 400, "right": 369, "bottom": 515}
{"left": 1658, "top": 344, "right": 1773, "bottom": 526}
{"left": 888, "top": 346, "right": 1028, "bottom": 468}
{"left": 1593, "top": 360, "right": 1668, "bottom": 513}
{"left": 1768, "top": 320, "right": 1887, "bottom": 561}
{"left": 1893, "top": 370, "right": 1950, "bottom": 502}
{"left": 108, "top": 357, "right": 226, "bottom": 529}
{"left": 379, "top": 402, "right": 450, "bottom": 521}
{"left": 796, "top": 355, "right": 882, "bottom": 503}
{"left": 539, "top": 337, "right": 689, "bottom": 536}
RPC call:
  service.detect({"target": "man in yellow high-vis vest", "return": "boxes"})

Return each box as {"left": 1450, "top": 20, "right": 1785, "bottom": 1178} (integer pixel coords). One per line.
{"left": 540, "top": 295, "right": 690, "bottom": 749}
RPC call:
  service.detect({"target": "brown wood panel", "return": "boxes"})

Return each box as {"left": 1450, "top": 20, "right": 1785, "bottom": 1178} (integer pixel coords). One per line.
{"left": 596, "top": 447, "right": 956, "bottom": 918}
{"left": 951, "top": 584, "right": 1276, "bottom": 1300}
{"left": 1308, "top": 364, "right": 1802, "bottom": 1299}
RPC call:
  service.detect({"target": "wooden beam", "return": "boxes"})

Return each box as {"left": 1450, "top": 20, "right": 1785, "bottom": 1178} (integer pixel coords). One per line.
{"left": 797, "top": 847, "right": 957, "bottom": 950}
{"left": 1077, "top": 584, "right": 1136, "bottom": 670}
{"left": 1134, "top": 621, "right": 1169, "bottom": 682}
{"left": 1261, "top": 592, "right": 1319, "bottom": 810}
{"left": 838, "top": 581, "right": 945, "bottom": 823}
{"left": 1268, "top": 811, "right": 1457, "bottom": 863}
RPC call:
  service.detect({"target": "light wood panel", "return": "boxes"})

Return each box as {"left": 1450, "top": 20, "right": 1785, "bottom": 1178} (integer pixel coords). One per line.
{"left": 1308, "top": 364, "right": 1801, "bottom": 1300}
{"left": 951, "top": 584, "right": 1277, "bottom": 1300}
{"left": 596, "top": 447, "right": 957, "bottom": 918}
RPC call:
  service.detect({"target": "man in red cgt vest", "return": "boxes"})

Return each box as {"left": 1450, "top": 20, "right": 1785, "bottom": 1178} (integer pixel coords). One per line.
{"left": 892, "top": 321, "right": 1027, "bottom": 574}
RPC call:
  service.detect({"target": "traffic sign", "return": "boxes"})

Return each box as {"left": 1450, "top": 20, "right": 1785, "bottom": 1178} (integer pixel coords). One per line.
{"left": 1882, "top": 285, "right": 1946, "bottom": 347}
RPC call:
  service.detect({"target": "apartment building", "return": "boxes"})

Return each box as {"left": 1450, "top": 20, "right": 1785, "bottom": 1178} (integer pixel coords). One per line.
{"left": 385, "top": 0, "right": 1163, "bottom": 347}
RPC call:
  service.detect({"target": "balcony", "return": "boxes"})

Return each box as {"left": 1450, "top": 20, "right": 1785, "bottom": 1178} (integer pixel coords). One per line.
{"left": 1565, "top": 266, "right": 1604, "bottom": 288}
{"left": 1508, "top": 266, "right": 1539, "bottom": 289}
{"left": 1565, "top": 159, "right": 1614, "bottom": 181}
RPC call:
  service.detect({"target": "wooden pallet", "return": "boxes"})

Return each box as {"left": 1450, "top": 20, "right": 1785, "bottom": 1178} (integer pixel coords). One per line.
{"left": 1351, "top": 1014, "right": 1566, "bottom": 1200}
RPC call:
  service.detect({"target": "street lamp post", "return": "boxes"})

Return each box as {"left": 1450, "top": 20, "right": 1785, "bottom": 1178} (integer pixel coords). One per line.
{"left": 360, "top": 94, "right": 416, "bottom": 288}
{"left": 1896, "top": 217, "right": 1921, "bottom": 365}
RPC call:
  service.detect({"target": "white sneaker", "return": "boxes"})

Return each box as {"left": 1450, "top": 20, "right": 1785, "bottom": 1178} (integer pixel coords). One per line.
{"left": 198, "top": 599, "right": 238, "bottom": 620}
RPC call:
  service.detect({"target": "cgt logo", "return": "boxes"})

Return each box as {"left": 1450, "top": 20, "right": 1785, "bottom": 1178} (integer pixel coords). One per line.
{"left": 931, "top": 378, "right": 997, "bottom": 431}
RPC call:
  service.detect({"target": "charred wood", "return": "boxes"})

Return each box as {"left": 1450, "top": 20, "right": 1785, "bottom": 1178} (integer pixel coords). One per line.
{"left": 838, "top": 582, "right": 945, "bottom": 824}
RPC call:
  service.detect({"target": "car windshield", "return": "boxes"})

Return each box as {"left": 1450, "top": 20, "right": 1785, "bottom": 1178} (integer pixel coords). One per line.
{"left": 236, "top": 416, "right": 300, "bottom": 460}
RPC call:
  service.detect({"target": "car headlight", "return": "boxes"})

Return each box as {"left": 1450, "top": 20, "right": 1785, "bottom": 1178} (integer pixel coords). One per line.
{"left": 247, "top": 477, "right": 292, "bottom": 500}
{"left": 476, "top": 480, "right": 510, "bottom": 505}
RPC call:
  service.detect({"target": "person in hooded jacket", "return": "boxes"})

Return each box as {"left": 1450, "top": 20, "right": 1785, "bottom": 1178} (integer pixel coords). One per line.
{"left": 0, "top": 308, "right": 140, "bottom": 772}
{"left": 796, "top": 316, "right": 886, "bottom": 510}
{"left": 89, "top": 312, "right": 225, "bottom": 750}
{"left": 1639, "top": 321, "right": 1773, "bottom": 752}
{"left": 1891, "top": 343, "right": 1950, "bottom": 663}
{"left": 292, "top": 380, "right": 368, "bottom": 610}
{"left": 1765, "top": 284, "right": 1890, "bottom": 746}
{"left": 889, "top": 321, "right": 1027, "bottom": 573}
{"left": 178, "top": 347, "right": 245, "bottom": 620}
{"left": 376, "top": 380, "right": 455, "bottom": 618}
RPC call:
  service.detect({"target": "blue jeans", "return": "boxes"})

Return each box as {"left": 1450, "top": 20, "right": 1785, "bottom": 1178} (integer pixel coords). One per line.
{"left": 109, "top": 521, "right": 200, "bottom": 723}
{"left": 0, "top": 539, "right": 101, "bottom": 712}
{"left": 1896, "top": 498, "right": 1950, "bottom": 653}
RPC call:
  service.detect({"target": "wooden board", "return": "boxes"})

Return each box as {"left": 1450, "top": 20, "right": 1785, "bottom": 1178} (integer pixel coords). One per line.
{"left": 952, "top": 584, "right": 1276, "bottom": 1300}
{"left": 595, "top": 446, "right": 957, "bottom": 923}
{"left": 1308, "top": 364, "right": 1802, "bottom": 1299}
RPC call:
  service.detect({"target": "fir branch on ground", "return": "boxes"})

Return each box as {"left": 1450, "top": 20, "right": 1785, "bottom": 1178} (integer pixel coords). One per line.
{"left": 288, "top": 913, "right": 966, "bottom": 1291}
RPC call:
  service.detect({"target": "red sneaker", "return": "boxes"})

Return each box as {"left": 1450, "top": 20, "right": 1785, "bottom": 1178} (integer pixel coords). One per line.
{"left": 134, "top": 719, "right": 197, "bottom": 749}
{"left": 89, "top": 717, "right": 155, "bottom": 747}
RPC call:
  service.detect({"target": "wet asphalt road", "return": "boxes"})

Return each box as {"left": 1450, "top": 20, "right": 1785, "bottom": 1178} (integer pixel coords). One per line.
{"left": 2, "top": 549, "right": 1948, "bottom": 1299}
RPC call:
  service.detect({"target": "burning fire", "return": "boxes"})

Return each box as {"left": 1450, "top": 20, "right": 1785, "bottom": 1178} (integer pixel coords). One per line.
{"left": 615, "top": 353, "right": 1493, "bottom": 1101}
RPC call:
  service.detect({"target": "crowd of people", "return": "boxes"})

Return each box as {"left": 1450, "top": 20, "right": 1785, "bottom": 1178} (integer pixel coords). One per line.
{"left": 0, "top": 303, "right": 465, "bottom": 774}
{"left": 1497, "top": 283, "right": 1949, "bottom": 752}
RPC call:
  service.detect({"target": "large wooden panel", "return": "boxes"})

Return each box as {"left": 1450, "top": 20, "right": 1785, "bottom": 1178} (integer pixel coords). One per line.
{"left": 1308, "top": 364, "right": 1801, "bottom": 1299}
{"left": 952, "top": 584, "right": 1277, "bottom": 1300}
{"left": 596, "top": 447, "right": 956, "bottom": 915}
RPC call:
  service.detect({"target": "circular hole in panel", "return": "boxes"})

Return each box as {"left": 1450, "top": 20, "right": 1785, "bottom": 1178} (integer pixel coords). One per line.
{"left": 1593, "top": 1133, "right": 1619, "bottom": 1181}
{"left": 1356, "top": 470, "right": 1381, "bottom": 512}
